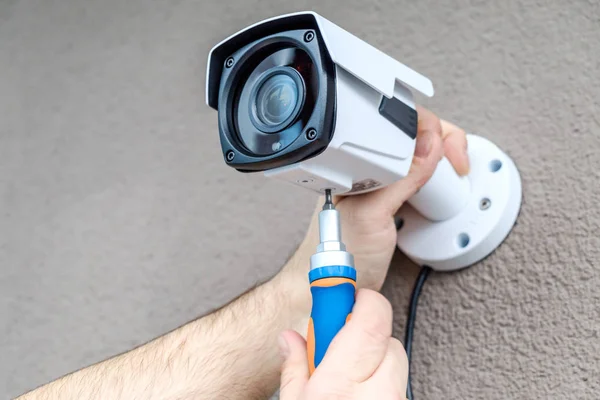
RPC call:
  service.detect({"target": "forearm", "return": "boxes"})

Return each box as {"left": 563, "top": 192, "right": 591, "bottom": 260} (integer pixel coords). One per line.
{"left": 19, "top": 248, "right": 312, "bottom": 400}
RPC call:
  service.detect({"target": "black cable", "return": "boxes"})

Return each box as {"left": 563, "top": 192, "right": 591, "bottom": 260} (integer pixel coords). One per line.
{"left": 404, "top": 266, "right": 432, "bottom": 400}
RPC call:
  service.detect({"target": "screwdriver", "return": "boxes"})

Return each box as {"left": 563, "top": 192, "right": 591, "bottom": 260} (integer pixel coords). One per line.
{"left": 307, "top": 189, "right": 356, "bottom": 374}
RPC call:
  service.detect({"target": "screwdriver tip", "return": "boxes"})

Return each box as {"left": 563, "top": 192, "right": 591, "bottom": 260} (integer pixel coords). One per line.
{"left": 323, "top": 189, "right": 334, "bottom": 210}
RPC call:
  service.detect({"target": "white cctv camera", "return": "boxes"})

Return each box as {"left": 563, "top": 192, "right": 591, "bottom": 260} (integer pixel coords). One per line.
{"left": 206, "top": 11, "right": 431, "bottom": 193}
{"left": 206, "top": 11, "right": 522, "bottom": 271}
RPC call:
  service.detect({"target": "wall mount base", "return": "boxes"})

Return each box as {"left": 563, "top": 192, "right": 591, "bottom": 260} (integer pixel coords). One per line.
{"left": 397, "top": 134, "right": 522, "bottom": 272}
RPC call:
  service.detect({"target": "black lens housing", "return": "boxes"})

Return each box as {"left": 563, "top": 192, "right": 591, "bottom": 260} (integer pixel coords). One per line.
{"left": 234, "top": 53, "right": 313, "bottom": 156}
{"left": 215, "top": 25, "right": 336, "bottom": 172}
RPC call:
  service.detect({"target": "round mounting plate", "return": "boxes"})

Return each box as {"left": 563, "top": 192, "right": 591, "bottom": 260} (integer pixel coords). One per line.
{"left": 397, "top": 134, "right": 522, "bottom": 271}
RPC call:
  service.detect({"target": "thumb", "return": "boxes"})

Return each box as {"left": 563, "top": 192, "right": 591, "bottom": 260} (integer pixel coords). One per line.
{"left": 362, "top": 106, "right": 444, "bottom": 214}
{"left": 279, "top": 330, "right": 309, "bottom": 400}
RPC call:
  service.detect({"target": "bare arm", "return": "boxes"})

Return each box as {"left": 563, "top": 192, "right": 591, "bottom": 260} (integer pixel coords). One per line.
{"left": 18, "top": 111, "right": 467, "bottom": 400}
{"left": 18, "top": 248, "right": 313, "bottom": 400}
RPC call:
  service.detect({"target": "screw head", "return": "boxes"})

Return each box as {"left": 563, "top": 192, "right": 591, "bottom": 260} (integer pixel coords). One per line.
{"left": 225, "top": 57, "right": 234, "bottom": 68}
{"left": 303, "top": 31, "right": 315, "bottom": 42}
{"left": 225, "top": 150, "right": 235, "bottom": 161}
{"left": 306, "top": 128, "right": 317, "bottom": 141}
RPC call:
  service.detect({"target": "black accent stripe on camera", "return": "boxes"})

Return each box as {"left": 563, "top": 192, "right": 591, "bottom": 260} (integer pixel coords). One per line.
{"left": 378, "top": 96, "right": 418, "bottom": 139}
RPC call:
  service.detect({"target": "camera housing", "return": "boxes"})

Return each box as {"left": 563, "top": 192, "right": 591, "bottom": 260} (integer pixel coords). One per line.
{"left": 206, "top": 11, "right": 434, "bottom": 194}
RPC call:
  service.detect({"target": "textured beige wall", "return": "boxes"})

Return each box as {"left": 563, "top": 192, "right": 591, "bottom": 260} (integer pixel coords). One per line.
{"left": 1, "top": 0, "right": 599, "bottom": 398}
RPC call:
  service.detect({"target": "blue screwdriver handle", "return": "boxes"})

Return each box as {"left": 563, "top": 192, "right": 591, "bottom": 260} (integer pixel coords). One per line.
{"left": 307, "top": 265, "right": 356, "bottom": 374}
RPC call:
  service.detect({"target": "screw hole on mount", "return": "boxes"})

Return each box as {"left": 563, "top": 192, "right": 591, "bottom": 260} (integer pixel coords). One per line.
{"left": 457, "top": 233, "right": 470, "bottom": 248}
{"left": 226, "top": 150, "right": 235, "bottom": 161}
{"left": 480, "top": 198, "right": 491, "bottom": 210}
{"left": 489, "top": 159, "right": 502, "bottom": 172}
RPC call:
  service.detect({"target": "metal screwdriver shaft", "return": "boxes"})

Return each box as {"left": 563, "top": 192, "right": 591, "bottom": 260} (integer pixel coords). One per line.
{"left": 323, "top": 189, "right": 334, "bottom": 210}
{"left": 317, "top": 190, "right": 343, "bottom": 250}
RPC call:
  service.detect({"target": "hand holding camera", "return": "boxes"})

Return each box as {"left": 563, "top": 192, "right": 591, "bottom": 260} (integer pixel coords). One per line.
{"left": 287, "top": 107, "right": 468, "bottom": 295}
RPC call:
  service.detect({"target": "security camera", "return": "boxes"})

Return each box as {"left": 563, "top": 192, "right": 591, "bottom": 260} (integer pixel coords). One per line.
{"left": 206, "top": 11, "right": 432, "bottom": 194}
{"left": 206, "top": 12, "right": 522, "bottom": 271}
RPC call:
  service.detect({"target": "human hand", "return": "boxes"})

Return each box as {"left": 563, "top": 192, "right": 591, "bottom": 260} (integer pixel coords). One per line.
{"left": 279, "top": 289, "right": 407, "bottom": 400}
{"left": 287, "top": 107, "right": 469, "bottom": 291}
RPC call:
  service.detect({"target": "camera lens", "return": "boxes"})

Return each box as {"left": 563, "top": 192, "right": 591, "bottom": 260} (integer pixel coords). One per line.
{"left": 255, "top": 74, "right": 298, "bottom": 127}
{"left": 218, "top": 35, "right": 336, "bottom": 168}
{"left": 231, "top": 48, "right": 316, "bottom": 156}
{"left": 248, "top": 67, "right": 305, "bottom": 134}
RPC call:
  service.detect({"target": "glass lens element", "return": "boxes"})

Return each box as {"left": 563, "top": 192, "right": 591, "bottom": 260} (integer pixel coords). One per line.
{"left": 255, "top": 74, "right": 299, "bottom": 127}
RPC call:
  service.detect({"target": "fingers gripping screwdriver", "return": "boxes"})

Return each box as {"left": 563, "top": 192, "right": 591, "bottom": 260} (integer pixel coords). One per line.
{"left": 307, "top": 189, "right": 356, "bottom": 374}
